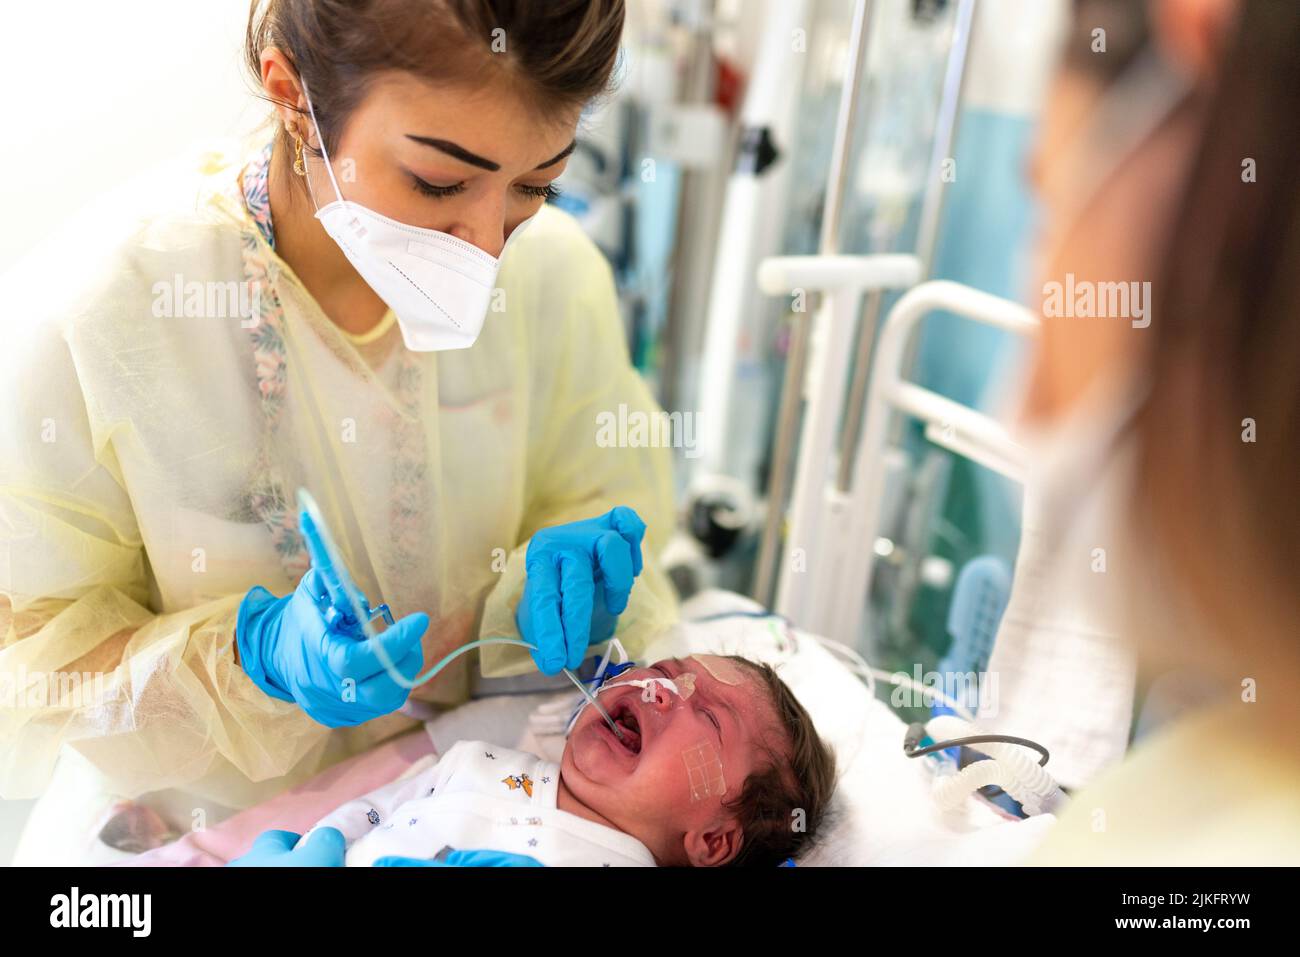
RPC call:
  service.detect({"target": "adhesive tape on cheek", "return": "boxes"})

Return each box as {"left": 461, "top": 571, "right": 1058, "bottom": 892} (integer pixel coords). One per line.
{"left": 682, "top": 741, "right": 726, "bottom": 802}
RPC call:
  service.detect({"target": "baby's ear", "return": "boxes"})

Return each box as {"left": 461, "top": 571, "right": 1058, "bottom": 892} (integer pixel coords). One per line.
{"left": 682, "top": 816, "right": 743, "bottom": 867}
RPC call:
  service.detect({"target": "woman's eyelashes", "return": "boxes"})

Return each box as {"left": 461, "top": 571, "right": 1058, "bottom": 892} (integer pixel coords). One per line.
{"left": 408, "top": 173, "right": 559, "bottom": 202}
{"left": 517, "top": 182, "right": 560, "bottom": 201}
{"left": 409, "top": 174, "right": 466, "bottom": 198}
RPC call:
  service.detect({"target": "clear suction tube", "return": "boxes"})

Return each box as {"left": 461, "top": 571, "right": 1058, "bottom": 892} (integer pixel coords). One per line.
{"left": 295, "top": 488, "right": 625, "bottom": 740}
{"left": 370, "top": 634, "right": 626, "bottom": 743}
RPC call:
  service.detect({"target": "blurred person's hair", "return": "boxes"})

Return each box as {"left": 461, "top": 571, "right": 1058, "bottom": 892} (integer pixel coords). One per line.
{"left": 1069, "top": 1, "right": 1300, "bottom": 685}
{"left": 1065, "top": 0, "right": 1153, "bottom": 80}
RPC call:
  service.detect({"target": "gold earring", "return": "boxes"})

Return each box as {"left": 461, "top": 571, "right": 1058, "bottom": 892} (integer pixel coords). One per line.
{"left": 293, "top": 135, "right": 306, "bottom": 176}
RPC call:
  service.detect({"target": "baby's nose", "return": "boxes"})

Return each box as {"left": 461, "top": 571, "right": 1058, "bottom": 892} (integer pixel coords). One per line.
{"left": 642, "top": 681, "right": 674, "bottom": 710}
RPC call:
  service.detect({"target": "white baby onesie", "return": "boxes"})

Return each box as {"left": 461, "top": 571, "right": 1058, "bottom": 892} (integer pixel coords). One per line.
{"left": 309, "top": 740, "right": 656, "bottom": 867}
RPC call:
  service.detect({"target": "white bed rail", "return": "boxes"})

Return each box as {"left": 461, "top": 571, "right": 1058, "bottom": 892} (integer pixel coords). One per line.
{"left": 755, "top": 254, "right": 921, "bottom": 635}
{"left": 770, "top": 278, "right": 1039, "bottom": 643}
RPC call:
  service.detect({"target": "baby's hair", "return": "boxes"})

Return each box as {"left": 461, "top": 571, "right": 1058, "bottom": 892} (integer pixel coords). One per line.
{"left": 719, "top": 656, "right": 836, "bottom": 867}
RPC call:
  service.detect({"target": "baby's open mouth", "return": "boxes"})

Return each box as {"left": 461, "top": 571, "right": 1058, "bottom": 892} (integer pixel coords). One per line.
{"left": 608, "top": 701, "right": 642, "bottom": 755}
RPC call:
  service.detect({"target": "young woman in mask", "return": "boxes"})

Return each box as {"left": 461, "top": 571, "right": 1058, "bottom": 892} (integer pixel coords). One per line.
{"left": 1021, "top": 0, "right": 1300, "bottom": 863}
{"left": 0, "top": 0, "right": 676, "bottom": 864}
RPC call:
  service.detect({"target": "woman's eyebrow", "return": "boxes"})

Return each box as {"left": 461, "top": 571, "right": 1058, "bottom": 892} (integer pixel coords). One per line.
{"left": 405, "top": 135, "right": 500, "bottom": 171}
{"left": 533, "top": 140, "right": 576, "bottom": 170}
{"left": 403, "top": 136, "right": 576, "bottom": 173}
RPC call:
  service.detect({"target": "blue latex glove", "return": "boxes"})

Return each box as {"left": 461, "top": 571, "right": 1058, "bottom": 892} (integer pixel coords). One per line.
{"left": 374, "top": 850, "right": 543, "bottom": 867}
{"left": 516, "top": 507, "right": 646, "bottom": 675}
{"left": 228, "top": 828, "right": 346, "bottom": 867}
{"left": 237, "top": 568, "right": 428, "bottom": 727}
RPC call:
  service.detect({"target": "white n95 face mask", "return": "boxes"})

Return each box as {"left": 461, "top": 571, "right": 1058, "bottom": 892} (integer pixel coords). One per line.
{"left": 301, "top": 84, "right": 536, "bottom": 351}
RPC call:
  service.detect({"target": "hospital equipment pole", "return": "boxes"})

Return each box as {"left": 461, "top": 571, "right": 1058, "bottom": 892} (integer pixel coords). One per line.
{"left": 914, "top": 0, "right": 978, "bottom": 280}
{"left": 752, "top": 0, "right": 875, "bottom": 607}
{"left": 842, "top": 0, "right": 977, "bottom": 485}
{"left": 661, "top": 0, "right": 722, "bottom": 416}
{"left": 891, "top": 0, "right": 978, "bottom": 430}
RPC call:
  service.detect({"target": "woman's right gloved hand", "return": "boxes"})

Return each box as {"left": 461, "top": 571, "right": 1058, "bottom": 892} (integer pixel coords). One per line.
{"left": 228, "top": 828, "right": 347, "bottom": 867}
{"left": 374, "top": 850, "right": 544, "bottom": 867}
{"left": 236, "top": 568, "right": 428, "bottom": 727}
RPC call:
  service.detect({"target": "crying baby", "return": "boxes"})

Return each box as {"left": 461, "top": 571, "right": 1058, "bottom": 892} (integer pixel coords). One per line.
{"left": 306, "top": 654, "right": 836, "bottom": 867}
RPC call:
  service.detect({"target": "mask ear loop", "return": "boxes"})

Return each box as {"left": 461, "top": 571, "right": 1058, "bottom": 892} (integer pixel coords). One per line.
{"left": 298, "top": 77, "right": 347, "bottom": 210}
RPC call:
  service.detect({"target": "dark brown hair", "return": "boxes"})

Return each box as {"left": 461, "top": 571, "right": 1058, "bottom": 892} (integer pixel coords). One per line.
{"left": 244, "top": 0, "right": 625, "bottom": 185}
{"left": 1133, "top": 1, "right": 1300, "bottom": 662}
{"left": 1062, "top": 0, "right": 1152, "bottom": 82}
{"left": 1064, "top": 1, "right": 1300, "bottom": 674}
{"left": 721, "top": 657, "right": 837, "bottom": 868}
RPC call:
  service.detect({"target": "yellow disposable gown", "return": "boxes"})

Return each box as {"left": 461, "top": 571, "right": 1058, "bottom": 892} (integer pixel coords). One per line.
{"left": 0, "top": 139, "right": 677, "bottom": 860}
{"left": 1028, "top": 703, "right": 1300, "bottom": 865}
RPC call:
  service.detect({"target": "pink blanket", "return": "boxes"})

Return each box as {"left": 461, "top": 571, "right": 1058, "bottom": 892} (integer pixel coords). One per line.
{"left": 125, "top": 728, "right": 436, "bottom": 866}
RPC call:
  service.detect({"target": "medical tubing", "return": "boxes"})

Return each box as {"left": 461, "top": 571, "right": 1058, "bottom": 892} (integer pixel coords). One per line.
{"left": 689, "top": 608, "right": 885, "bottom": 702}
{"left": 368, "top": 630, "right": 625, "bottom": 740}
{"left": 373, "top": 635, "right": 535, "bottom": 690}
{"left": 558, "top": 665, "right": 625, "bottom": 737}
{"left": 985, "top": 743, "right": 1064, "bottom": 816}
{"left": 931, "top": 759, "right": 1011, "bottom": 811}
{"left": 907, "top": 733, "right": 1049, "bottom": 766}
{"left": 927, "top": 715, "right": 1064, "bottom": 815}
{"left": 928, "top": 715, "right": 1058, "bottom": 806}
{"left": 365, "top": 632, "right": 568, "bottom": 694}
{"left": 871, "top": 666, "right": 974, "bottom": 720}
{"left": 691, "top": 609, "right": 974, "bottom": 720}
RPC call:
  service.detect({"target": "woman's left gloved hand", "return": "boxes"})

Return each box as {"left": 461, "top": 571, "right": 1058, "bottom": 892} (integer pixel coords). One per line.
{"left": 516, "top": 507, "right": 646, "bottom": 675}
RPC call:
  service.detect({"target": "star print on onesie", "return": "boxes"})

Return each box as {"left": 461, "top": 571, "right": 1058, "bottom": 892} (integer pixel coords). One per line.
{"left": 304, "top": 741, "right": 656, "bottom": 867}
{"left": 501, "top": 773, "right": 534, "bottom": 797}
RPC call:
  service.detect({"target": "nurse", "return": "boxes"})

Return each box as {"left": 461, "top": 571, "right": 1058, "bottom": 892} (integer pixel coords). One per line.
{"left": 0, "top": 0, "right": 676, "bottom": 863}
{"left": 1020, "top": 0, "right": 1300, "bottom": 862}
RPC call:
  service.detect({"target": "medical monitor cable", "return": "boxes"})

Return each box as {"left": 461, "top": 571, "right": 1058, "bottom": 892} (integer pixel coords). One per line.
{"left": 902, "top": 725, "right": 1051, "bottom": 766}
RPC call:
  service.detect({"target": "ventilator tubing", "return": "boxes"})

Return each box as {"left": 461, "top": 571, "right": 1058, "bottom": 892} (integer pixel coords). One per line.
{"left": 926, "top": 715, "right": 1066, "bottom": 816}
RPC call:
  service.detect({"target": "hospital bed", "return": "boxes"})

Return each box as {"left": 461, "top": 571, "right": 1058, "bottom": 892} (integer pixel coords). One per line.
{"left": 127, "top": 587, "right": 1054, "bottom": 867}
